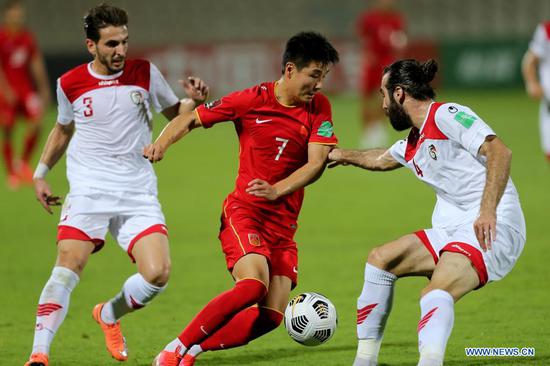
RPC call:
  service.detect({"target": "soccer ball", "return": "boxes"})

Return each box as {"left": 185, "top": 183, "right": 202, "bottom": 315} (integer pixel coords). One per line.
{"left": 284, "top": 292, "right": 337, "bottom": 346}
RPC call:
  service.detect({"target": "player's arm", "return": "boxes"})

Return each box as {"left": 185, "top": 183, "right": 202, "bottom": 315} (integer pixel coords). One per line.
{"left": 327, "top": 147, "right": 402, "bottom": 171}
{"left": 522, "top": 49, "right": 544, "bottom": 100}
{"left": 33, "top": 122, "right": 75, "bottom": 214}
{"left": 161, "top": 77, "right": 209, "bottom": 121}
{"left": 474, "top": 135, "right": 512, "bottom": 251}
{"left": 246, "top": 143, "right": 332, "bottom": 201}
{"left": 30, "top": 51, "right": 52, "bottom": 107}
{"left": 143, "top": 110, "right": 198, "bottom": 162}
{"left": 0, "top": 65, "right": 15, "bottom": 105}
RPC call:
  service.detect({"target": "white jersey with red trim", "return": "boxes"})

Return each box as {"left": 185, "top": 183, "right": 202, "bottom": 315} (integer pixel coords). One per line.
{"left": 389, "top": 102, "right": 525, "bottom": 236}
{"left": 529, "top": 21, "right": 550, "bottom": 100}
{"left": 56, "top": 60, "right": 178, "bottom": 195}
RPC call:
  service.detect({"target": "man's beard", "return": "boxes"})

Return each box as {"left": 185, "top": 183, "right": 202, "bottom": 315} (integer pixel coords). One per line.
{"left": 97, "top": 51, "right": 124, "bottom": 74}
{"left": 387, "top": 96, "right": 413, "bottom": 131}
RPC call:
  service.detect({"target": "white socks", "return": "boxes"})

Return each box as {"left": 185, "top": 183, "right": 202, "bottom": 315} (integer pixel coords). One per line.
{"left": 164, "top": 337, "right": 187, "bottom": 356}
{"left": 417, "top": 290, "right": 455, "bottom": 366}
{"left": 360, "top": 122, "right": 388, "bottom": 149}
{"left": 355, "top": 263, "right": 397, "bottom": 365}
{"left": 101, "top": 273, "right": 165, "bottom": 324}
{"left": 32, "top": 266, "right": 80, "bottom": 355}
{"left": 187, "top": 344, "right": 203, "bottom": 357}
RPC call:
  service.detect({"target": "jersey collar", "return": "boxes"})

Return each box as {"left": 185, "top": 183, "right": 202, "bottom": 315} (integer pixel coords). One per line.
{"left": 87, "top": 62, "right": 123, "bottom": 80}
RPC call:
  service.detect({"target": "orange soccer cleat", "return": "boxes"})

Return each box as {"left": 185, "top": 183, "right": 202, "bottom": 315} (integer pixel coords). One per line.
{"left": 24, "top": 352, "right": 49, "bottom": 366}
{"left": 151, "top": 350, "right": 183, "bottom": 366}
{"left": 181, "top": 353, "right": 196, "bottom": 366}
{"left": 92, "top": 303, "right": 128, "bottom": 361}
{"left": 18, "top": 160, "right": 34, "bottom": 185}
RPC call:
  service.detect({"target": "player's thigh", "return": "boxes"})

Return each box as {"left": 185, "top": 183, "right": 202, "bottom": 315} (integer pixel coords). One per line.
{"left": 423, "top": 252, "right": 479, "bottom": 301}
{"left": 368, "top": 233, "right": 436, "bottom": 277}
{"left": 56, "top": 239, "right": 95, "bottom": 275}
{"left": 232, "top": 253, "right": 270, "bottom": 287}
{"left": 260, "top": 275, "right": 292, "bottom": 313}
{"left": 133, "top": 232, "right": 171, "bottom": 286}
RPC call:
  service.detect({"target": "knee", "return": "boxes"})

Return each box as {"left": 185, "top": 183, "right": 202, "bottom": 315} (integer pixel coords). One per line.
{"left": 367, "top": 246, "right": 392, "bottom": 271}
{"left": 140, "top": 261, "right": 171, "bottom": 287}
{"left": 56, "top": 248, "right": 88, "bottom": 275}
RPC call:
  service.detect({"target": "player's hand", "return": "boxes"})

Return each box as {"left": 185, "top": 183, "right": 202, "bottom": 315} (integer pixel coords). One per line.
{"left": 143, "top": 143, "right": 166, "bottom": 163}
{"left": 246, "top": 179, "right": 279, "bottom": 201}
{"left": 327, "top": 148, "right": 348, "bottom": 169}
{"left": 180, "top": 77, "right": 209, "bottom": 105}
{"left": 526, "top": 81, "right": 544, "bottom": 100}
{"left": 34, "top": 178, "right": 62, "bottom": 214}
{"left": 473, "top": 210, "right": 497, "bottom": 251}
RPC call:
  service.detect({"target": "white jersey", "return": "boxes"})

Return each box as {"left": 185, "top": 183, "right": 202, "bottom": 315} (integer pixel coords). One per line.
{"left": 56, "top": 60, "right": 178, "bottom": 195}
{"left": 389, "top": 102, "right": 525, "bottom": 236}
{"left": 529, "top": 21, "right": 550, "bottom": 101}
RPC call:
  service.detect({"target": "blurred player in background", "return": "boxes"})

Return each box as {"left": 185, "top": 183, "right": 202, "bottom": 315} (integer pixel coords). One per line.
{"left": 144, "top": 31, "right": 339, "bottom": 366}
{"left": 24, "top": 4, "right": 208, "bottom": 366}
{"left": 357, "top": 0, "right": 406, "bottom": 148}
{"left": 329, "top": 59, "right": 525, "bottom": 366}
{"left": 522, "top": 20, "right": 550, "bottom": 163}
{"left": 0, "top": 0, "right": 50, "bottom": 189}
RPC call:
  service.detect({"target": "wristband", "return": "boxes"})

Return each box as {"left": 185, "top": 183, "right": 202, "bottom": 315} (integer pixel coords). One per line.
{"left": 33, "top": 162, "right": 50, "bottom": 179}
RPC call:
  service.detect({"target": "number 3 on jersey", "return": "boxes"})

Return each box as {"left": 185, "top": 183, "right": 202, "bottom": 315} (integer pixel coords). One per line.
{"left": 83, "top": 97, "right": 93, "bottom": 117}
{"left": 275, "top": 137, "right": 289, "bottom": 161}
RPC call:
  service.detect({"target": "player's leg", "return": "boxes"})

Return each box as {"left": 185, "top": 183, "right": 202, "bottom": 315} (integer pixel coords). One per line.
{"left": 416, "top": 252, "right": 479, "bottom": 366}
{"left": 183, "top": 276, "right": 289, "bottom": 365}
{"left": 19, "top": 93, "right": 45, "bottom": 183}
{"left": 359, "top": 65, "right": 387, "bottom": 149}
{"left": 539, "top": 100, "right": 550, "bottom": 162}
{"left": 354, "top": 233, "right": 437, "bottom": 366}
{"left": 26, "top": 240, "right": 94, "bottom": 366}
{"left": 0, "top": 101, "right": 18, "bottom": 188}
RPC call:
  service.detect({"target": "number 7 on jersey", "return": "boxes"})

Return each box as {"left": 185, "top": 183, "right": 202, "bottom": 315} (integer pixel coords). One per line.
{"left": 275, "top": 137, "right": 289, "bottom": 161}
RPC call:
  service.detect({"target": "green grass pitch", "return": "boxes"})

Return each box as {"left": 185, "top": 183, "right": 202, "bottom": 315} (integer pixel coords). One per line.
{"left": 1, "top": 89, "right": 549, "bottom": 365}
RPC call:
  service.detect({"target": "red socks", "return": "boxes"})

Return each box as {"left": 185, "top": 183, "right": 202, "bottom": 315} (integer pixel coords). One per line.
{"left": 200, "top": 306, "right": 283, "bottom": 351}
{"left": 178, "top": 278, "right": 267, "bottom": 347}
{"left": 2, "top": 139, "right": 14, "bottom": 174}
{"left": 23, "top": 128, "right": 40, "bottom": 163}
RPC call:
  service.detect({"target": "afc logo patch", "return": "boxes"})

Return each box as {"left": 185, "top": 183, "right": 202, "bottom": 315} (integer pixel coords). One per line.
{"left": 428, "top": 144, "right": 437, "bottom": 160}
{"left": 248, "top": 233, "right": 261, "bottom": 246}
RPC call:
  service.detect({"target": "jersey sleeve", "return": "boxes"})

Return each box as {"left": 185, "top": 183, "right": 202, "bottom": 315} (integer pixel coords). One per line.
{"left": 149, "top": 63, "right": 179, "bottom": 113}
{"left": 308, "top": 94, "right": 338, "bottom": 145}
{"left": 389, "top": 138, "right": 407, "bottom": 166}
{"left": 529, "top": 23, "right": 549, "bottom": 60}
{"left": 195, "top": 88, "right": 254, "bottom": 128}
{"left": 435, "top": 103, "right": 496, "bottom": 157}
{"left": 56, "top": 78, "right": 73, "bottom": 125}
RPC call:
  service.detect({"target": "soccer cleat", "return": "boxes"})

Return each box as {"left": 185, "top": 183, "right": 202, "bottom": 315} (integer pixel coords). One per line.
{"left": 181, "top": 353, "right": 196, "bottom": 366}
{"left": 92, "top": 303, "right": 128, "bottom": 361}
{"left": 24, "top": 352, "right": 49, "bottom": 366}
{"left": 18, "top": 161, "right": 34, "bottom": 184}
{"left": 151, "top": 350, "right": 182, "bottom": 366}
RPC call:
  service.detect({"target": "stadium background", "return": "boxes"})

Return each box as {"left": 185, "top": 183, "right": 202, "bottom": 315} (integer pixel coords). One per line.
{"left": 1, "top": 0, "right": 549, "bottom": 365}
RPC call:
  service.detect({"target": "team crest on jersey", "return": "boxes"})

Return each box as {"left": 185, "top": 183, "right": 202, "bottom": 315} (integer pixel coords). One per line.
{"left": 205, "top": 99, "right": 222, "bottom": 109}
{"left": 248, "top": 233, "right": 261, "bottom": 246}
{"left": 130, "top": 90, "right": 144, "bottom": 105}
{"left": 428, "top": 144, "right": 437, "bottom": 160}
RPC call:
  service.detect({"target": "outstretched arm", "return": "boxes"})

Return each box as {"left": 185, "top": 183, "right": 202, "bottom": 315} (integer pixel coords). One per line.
{"left": 33, "top": 122, "right": 75, "bottom": 213}
{"left": 161, "top": 77, "right": 209, "bottom": 121}
{"left": 522, "top": 50, "right": 544, "bottom": 100}
{"left": 474, "top": 135, "right": 512, "bottom": 251}
{"left": 246, "top": 143, "right": 332, "bottom": 200}
{"left": 328, "top": 148, "right": 402, "bottom": 171}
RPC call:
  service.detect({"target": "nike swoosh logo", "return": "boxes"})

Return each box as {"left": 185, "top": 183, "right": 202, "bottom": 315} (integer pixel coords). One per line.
{"left": 200, "top": 325, "right": 209, "bottom": 335}
{"left": 256, "top": 118, "right": 272, "bottom": 124}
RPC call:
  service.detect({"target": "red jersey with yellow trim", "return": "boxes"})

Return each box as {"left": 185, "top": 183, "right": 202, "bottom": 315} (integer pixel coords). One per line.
{"left": 0, "top": 27, "right": 37, "bottom": 96}
{"left": 195, "top": 81, "right": 337, "bottom": 221}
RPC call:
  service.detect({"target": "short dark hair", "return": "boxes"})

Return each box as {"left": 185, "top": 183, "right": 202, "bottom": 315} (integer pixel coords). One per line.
{"left": 3, "top": 0, "right": 22, "bottom": 12}
{"left": 84, "top": 3, "right": 128, "bottom": 42}
{"left": 383, "top": 59, "right": 438, "bottom": 100}
{"left": 282, "top": 31, "right": 339, "bottom": 74}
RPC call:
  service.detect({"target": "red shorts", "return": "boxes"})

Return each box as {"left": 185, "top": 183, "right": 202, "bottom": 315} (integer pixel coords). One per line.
{"left": 219, "top": 198, "right": 299, "bottom": 288}
{"left": 0, "top": 92, "right": 43, "bottom": 128}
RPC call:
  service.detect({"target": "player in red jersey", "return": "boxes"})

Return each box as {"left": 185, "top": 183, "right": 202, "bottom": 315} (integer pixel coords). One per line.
{"left": 357, "top": 0, "right": 406, "bottom": 148}
{"left": 144, "top": 32, "right": 339, "bottom": 366}
{"left": 0, "top": 0, "right": 50, "bottom": 188}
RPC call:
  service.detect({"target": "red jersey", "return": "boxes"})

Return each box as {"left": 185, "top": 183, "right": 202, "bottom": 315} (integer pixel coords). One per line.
{"left": 196, "top": 81, "right": 337, "bottom": 222}
{"left": 0, "top": 27, "right": 37, "bottom": 96}
{"left": 356, "top": 9, "right": 405, "bottom": 65}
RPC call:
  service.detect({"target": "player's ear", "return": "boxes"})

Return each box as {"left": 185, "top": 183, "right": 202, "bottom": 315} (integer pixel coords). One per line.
{"left": 284, "top": 62, "right": 295, "bottom": 79}
{"left": 85, "top": 38, "right": 96, "bottom": 57}
{"left": 394, "top": 86, "right": 405, "bottom": 104}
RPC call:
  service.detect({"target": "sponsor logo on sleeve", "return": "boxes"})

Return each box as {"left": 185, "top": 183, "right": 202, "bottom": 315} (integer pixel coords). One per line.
{"left": 454, "top": 111, "right": 477, "bottom": 129}
{"left": 447, "top": 105, "right": 458, "bottom": 113}
{"left": 317, "top": 121, "right": 334, "bottom": 137}
{"left": 248, "top": 233, "right": 261, "bottom": 246}
{"left": 205, "top": 99, "right": 222, "bottom": 109}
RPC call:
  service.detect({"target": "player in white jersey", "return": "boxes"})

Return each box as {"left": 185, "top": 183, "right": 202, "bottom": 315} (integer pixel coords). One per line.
{"left": 523, "top": 21, "right": 550, "bottom": 163}
{"left": 24, "top": 5, "right": 208, "bottom": 366}
{"left": 328, "top": 59, "right": 525, "bottom": 366}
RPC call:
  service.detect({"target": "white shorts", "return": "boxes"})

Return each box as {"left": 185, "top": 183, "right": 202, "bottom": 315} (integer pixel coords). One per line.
{"left": 57, "top": 189, "right": 167, "bottom": 262}
{"left": 415, "top": 222, "right": 525, "bottom": 287}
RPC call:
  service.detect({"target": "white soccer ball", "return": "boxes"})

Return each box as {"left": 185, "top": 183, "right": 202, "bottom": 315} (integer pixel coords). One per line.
{"left": 284, "top": 292, "right": 337, "bottom": 346}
